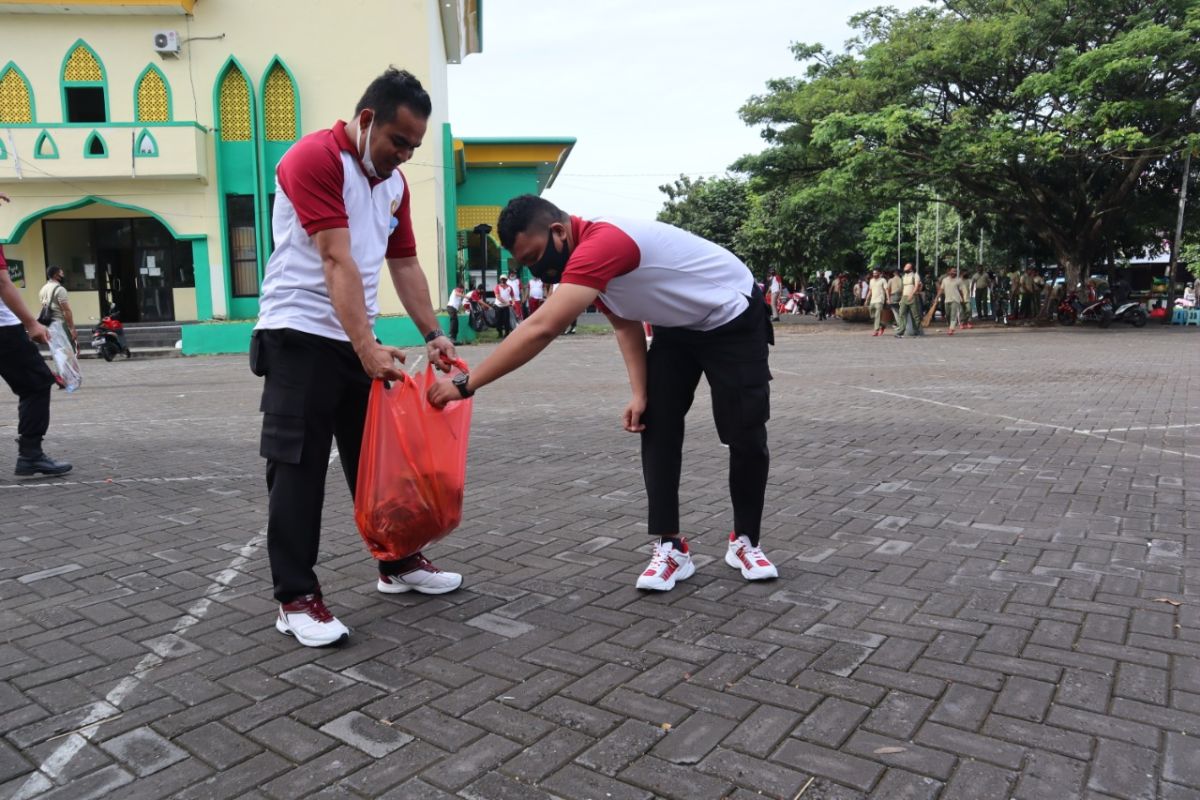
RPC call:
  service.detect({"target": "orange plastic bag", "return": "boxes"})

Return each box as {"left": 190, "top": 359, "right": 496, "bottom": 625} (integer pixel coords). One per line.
{"left": 355, "top": 360, "right": 473, "bottom": 561}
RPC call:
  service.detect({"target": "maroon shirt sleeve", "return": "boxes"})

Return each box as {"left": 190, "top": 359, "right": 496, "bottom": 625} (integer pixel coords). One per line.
{"left": 558, "top": 220, "right": 641, "bottom": 292}
{"left": 0, "top": 244, "right": 7, "bottom": 270}
{"left": 276, "top": 132, "right": 348, "bottom": 236}
{"left": 385, "top": 176, "right": 417, "bottom": 259}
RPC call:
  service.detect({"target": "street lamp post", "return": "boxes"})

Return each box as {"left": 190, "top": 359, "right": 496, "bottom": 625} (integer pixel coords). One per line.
{"left": 473, "top": 223, "right": 493, "bottom": 292}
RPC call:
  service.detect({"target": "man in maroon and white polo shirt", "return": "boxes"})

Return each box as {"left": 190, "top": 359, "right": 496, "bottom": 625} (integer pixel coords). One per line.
{"left": 251, "top": 68, "right": 459, "bottom": 648}
{"left": 429, "top": 195, "right": 779, "bottom": 590}
{"left": 0, "top": 193, "right": 72, "bottom": 477}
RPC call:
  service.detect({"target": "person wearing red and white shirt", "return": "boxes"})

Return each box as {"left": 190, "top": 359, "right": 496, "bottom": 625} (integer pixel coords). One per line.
{"left": 527, "top": 275, "right": 545, "bottom": 315}
{"left": 0, "top": 194, "right": 72, "bottom": 477}
{"left": 429, "top": 195, "right": 779, "bottom": 591}
{"left": 506, "top": 268, "right": 525, "bottom": 321}
{"left": 251, "top": 69, "right": 460, "bottom": 649}
{"left": 491, "top": 275, "right": 516, "bottom": 337}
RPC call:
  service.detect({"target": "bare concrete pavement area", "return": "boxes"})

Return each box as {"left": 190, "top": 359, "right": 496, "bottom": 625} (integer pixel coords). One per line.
{"left": 0, "top": 324, "right": 1197, "bottom": 799}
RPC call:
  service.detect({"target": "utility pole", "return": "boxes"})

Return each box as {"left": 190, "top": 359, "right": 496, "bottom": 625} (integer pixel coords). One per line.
{"left": 1167, "top": 99, "right": 1199, "bottom": 316}
{"left": 935, "top": 199, "right": 941, "bottom": 279}
{"left": 956, "top": 219, "right": 962, "bottom": 270}
{"left": 897, "top": 202, "right": 902, "bottom": 272}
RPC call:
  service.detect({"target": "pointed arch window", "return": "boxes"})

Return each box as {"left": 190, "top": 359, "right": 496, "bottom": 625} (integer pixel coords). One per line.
{"left": 217, "top": 66, "right": 252, "bottom": 141}
{"left": 262, "top": 60, "right": 298, "bottom": 142}
{"left": 135, "top": 65, "right": 171, "bottom": 122}
{"left": 61, "top": 41, "right": 108, "bottom": 123}
{"left": 84, "top": 130, "right": 107, "bottom": 157}
{"left": 0, "top": 64, "right": 34, "bottom": 123}
{"left": 34, "top": 130, "right": 58, "bottom": 159}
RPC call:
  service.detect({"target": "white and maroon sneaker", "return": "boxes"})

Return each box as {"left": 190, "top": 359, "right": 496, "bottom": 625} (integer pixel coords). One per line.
{"left": 725, "top": 533, "right": 779, "bottom": 580}
{"left": 275, "top": 594, "right": 349, "bottom": 647}
{"left": 377, "top": 553, "right": 463, "bottom": 595}
{"left": 635, "top": 538, "right": 695, "bottom": 591}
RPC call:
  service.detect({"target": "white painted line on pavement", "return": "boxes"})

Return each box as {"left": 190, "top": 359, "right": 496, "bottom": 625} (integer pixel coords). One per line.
{"left": 10, "top": 527, "right": 267, "bottom": 798}
{"left": 0, "top": 474, "right": 257, "bottom": 490}
{"left": 840, "top": 384, "right": 1199, "bottom": 461}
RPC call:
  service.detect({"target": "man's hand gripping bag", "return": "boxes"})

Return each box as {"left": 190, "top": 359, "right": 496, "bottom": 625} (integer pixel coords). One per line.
{"left": 355, "top": 361, "right": 472, "bottom": 560}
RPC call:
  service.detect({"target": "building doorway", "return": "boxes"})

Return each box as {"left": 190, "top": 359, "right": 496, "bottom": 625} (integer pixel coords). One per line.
{"left": 42, "top": 217, "right": 194, "bottom": 322}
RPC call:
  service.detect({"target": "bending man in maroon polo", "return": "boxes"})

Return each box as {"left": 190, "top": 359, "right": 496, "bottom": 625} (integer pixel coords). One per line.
{"left": 428, "top": 195, "right": 778, "bottom": 591}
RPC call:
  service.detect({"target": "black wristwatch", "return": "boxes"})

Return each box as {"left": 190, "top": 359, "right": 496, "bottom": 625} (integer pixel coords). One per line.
{"left": 424, "top": 328, "right": 446, "bottom": 343}
{"left": 452, "top": 373, "right": 474, "bottom": 398}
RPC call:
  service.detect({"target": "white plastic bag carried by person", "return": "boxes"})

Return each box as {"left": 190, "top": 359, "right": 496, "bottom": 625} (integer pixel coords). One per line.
{"left": 48, "top": 321, "right": 82, "bottom": 392}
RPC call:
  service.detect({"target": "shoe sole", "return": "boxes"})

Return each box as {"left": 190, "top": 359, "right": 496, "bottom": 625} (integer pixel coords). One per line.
{"left": 377, "top": 577, "right": 463, "bottom": 595}
{"left": 274, "top": 618, "right": 349, "bottom": 647}
{"left": 636, "top": 559, "right": 695, "bottom": 591}
{"left": 725, "top": 550, "right": 779, "bottom": 581}
{"left": 13, "top": 467, "right": 73, "bottom": 477}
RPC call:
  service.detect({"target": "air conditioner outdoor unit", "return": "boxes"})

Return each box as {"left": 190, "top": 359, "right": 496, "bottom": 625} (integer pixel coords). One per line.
{"left": 153, "top": 30, "right": 180, "bottom": 56}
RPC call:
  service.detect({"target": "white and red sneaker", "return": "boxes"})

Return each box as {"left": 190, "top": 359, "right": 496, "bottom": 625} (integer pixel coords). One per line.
{"left": 635, "top": 538, "right": 695, "bottom": 591}
{"left": 377, "top": 553, "right": 463, "bottom": 595}
{"left": 725, "top": 533, "right": 779, "bottom": 580}
{"left": 275, "top": 594, "right": 349, "bottom": 647}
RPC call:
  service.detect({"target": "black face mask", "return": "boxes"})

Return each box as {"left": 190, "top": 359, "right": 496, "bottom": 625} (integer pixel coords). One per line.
{"left": 529, "top": 227, "right": 570, "bottom": 284}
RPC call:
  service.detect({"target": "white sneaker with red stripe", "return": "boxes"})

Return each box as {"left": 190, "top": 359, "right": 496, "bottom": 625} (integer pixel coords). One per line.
{"left": 275, "top": 594, "right": 350, "bottom": 648}
{"left": 377, "top": 553, "right": 463, "bottom": 595}
{"left": 725, "top": 533, "right": 779, "bottom": 580}
{"left": 635, "top": 538, "right": 694, "bottom": 591}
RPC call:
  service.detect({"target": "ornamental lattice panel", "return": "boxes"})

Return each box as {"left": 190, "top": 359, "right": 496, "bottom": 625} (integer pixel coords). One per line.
{"left": 218, "top": 69, "right": 251, "bottom": 141}
{"left": 137, "top": 69, "right": 169, "bottom": 122}
{"left": 64, "top": 46, "right": 103, "bottom": 82}
{"left": 0, "top": 68, "right": 32, "bottom": 123}
{"left": 263, "top": 65, "right": 296, "bottom": 142}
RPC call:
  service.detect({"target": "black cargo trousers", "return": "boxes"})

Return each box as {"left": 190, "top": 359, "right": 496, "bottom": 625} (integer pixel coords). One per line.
{"left": 251, "top": 328, "right": 410, "bottom": 603}
{"left": 640, "top": 287, "right": 774, "bottom": 547}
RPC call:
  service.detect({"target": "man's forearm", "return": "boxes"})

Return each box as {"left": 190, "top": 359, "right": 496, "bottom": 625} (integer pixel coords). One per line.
{"left": 611, "top": 316, "right": 648, "bottom": 398}
{"left": 0, "top": 276, "right": 34, "bottom": 327}
{"left": 323, "top": 257, "right": 375, "bottom": 353}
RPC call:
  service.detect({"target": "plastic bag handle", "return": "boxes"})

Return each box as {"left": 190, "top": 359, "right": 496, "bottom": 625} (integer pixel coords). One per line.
{"left": 440, "top": 356, "right": 470, "bottom": 373}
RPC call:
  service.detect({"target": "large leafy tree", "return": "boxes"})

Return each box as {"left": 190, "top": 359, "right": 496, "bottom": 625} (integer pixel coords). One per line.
{"left": 736, "top": 0, "right": 1200, "bottom": 294}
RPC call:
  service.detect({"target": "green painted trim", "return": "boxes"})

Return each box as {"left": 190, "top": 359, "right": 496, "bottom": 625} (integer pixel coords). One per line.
{"left": 59, "top": 39, "right": 110, "bottom": 123}
{"left": 259, "top": 56, "right": 301, "bottom": 141}
{"left": 82, "top": 129, "right": 107, "bottom": 158}
{"left": 0, "top": 138, "right": 6, "bottom": 159}
{"left": 181, "top": 313, "right": 469, "bottom": 355}
{"left": 256, "top": 56, "right": 299, "bottom": 271}
{"left": 212, "top": 56, "right": 264, "bottom": 312}
{"left": 4, "top": 194, "right": 203, "bottom": 244}
{"left": 134, "top": 128, "right": 158, "bottom": 158}
{"left": 0, "top": 61, "right": 37, "bottom": 122}
{"left": 33, "top": 129, "right": 58, "bottom": 158}
{"left": 476, "top": 0, "right": 484, "bottom": 51}
{"left": 133, "top": 63, "right": 173, "bottom": 122}
{"left": 0, "top": 121, "right": 205, "bottom": 130}
{"left": 228, "top": 296, "right": 259, "bottom": 319}
{"left": 191, "top": 238, "right": 212, "bottom": 320}
{"left": 443, "top": 121, "right": 458, "bottom": 293}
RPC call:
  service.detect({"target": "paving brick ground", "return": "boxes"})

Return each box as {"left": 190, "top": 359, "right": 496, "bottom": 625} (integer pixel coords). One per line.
{"left": 1, "top": 322, "right": 1197, "bottom": 799}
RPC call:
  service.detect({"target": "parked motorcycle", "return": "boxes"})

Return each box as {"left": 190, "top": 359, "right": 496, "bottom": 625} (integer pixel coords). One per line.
{"left": 1057, "top": 292, "right": 1114, "bottom": 327}
{"left": 91, "top": 305, "right": 132, "bottom": 361}
{"left": 1111, "top": 299, "right": 1148, "bottom": 327}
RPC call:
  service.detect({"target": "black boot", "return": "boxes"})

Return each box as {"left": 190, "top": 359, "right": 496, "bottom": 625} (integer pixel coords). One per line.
{"left": 15, "top": 436, "right": 72, "bottom": 477}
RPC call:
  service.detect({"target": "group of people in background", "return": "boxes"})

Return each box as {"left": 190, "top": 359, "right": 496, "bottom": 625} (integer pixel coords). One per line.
{"left": 444, "top": 268, "right": 566, "bottom": 342}
{"left": 763, "top": 263, "right": 1090, "bottom": 335}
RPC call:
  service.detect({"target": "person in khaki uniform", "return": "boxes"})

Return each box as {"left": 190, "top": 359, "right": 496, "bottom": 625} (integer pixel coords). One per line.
{"left": 886, "top": 269, "right": 903, "bottom": 331}
{"left": 1008, "top": 267, "right": 1025, "bottom": 318}
{"left": 867, "top": 268, "right": 889, "bottom": 336}
{"left": 936, "top": 267, "right": 969, "bottom": 334}
{"left": 972, "top": 267, "right": 990, "bottom": 321}
{"left": 895, "top": 263, "right": 923, "bottom": 337}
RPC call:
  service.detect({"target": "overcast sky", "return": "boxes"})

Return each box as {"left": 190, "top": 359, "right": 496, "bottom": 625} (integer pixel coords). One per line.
{"left": 447, "top": 0, "right": 927, "bottom": 219}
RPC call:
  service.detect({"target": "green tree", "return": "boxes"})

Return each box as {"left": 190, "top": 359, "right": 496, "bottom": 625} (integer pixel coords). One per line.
{"left": 737, "top": 0, "right": 1200, "bottom": 296}
{"left": 656, "top": 174, "right": 751, "bottom": 257}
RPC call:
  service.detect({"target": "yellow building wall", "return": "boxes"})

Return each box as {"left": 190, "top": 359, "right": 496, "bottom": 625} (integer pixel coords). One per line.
{"left": 0, "top": 0, "right": 453, "bottom": 321}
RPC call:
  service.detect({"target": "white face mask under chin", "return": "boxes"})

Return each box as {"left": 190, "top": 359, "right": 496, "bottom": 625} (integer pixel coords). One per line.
{"left": 358, "top": 116, "right": 378, "bottom": 179}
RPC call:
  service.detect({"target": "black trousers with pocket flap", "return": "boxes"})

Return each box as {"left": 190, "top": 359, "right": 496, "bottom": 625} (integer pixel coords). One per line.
{"left": 252, "top": 328, "right": 411, "bottom": 604}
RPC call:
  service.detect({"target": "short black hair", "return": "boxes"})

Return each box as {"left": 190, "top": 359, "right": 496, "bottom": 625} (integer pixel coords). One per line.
{"left": 46, "top": 266, "right": 63, "bottom": 280}
{"left": 355, "top": 67, "right": 432, "bottom": 123}
{"left": 498, "top": 195, "right": 567, "bottom": 250}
